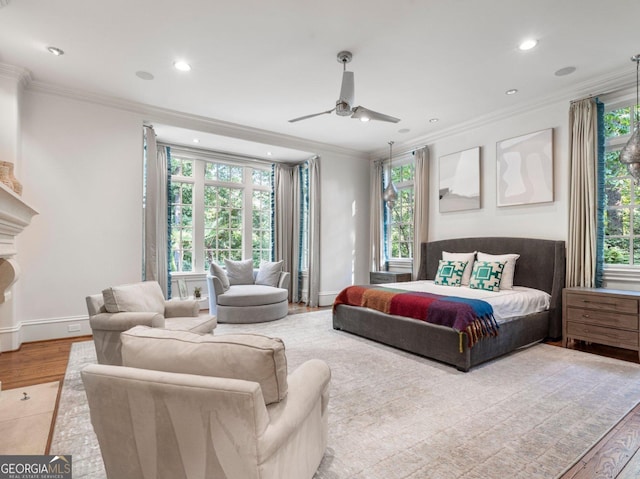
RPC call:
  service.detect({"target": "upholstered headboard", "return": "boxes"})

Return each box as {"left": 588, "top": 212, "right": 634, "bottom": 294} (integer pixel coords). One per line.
{"left": 417, "top": 237, "right": 566, "bottom": 338}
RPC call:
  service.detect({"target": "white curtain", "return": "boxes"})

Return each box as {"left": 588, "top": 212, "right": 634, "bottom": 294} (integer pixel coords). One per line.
{"left": 143, "top": 126, "right": 169, "bottom": 297}
{"left": 567, "top": 98, "right": 599, "bottom": 287}
{"left": 307, "top": 157, "right": 321, "bottom": 307}
{"left": 370, "top": 160, "right": 384, "bottom": 271}
{"left": 412, "top": 147, "right": 430, "bottom": 279}
{"left": 274, "top": 164, "right": 300, "bottom": 302}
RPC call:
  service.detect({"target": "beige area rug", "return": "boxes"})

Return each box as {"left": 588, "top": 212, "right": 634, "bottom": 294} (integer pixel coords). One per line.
{"left": 51, "top": 310, "right": 640, "bottom": 479}
{"left": 0, "top": 381, "right": 59, "bottom": 455}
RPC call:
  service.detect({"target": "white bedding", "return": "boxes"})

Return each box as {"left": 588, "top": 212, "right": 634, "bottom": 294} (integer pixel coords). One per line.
{"left": 381, "top": 280, "right": 551, "bottom": 321}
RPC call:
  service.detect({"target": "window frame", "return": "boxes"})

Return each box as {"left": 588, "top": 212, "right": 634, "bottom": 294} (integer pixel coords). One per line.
{"left": 167, "top": 146, "right": 273, "bottom": 275}
{"left": 384, "top": 154, "right": 415, "bottom": 265}
{"left": 602, "top": 96, "right": 640, "bottom": 270}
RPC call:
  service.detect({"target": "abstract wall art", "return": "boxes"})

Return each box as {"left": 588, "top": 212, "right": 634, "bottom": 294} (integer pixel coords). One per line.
{"left": 496, "top": 128, "right": 553, "bottom": 207}
{"left": 439, "top": 146, "right": 481, "bottom": 213}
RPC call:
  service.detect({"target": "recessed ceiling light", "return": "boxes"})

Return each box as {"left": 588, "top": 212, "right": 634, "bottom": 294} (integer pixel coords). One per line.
{"left": 555, "top": 66, "right": 576, "bottom": 77}
{"left": 429, "top": 118, "right": 439, "bottom": 123}
{"left": 135, "top": 71, "right": 154, "bottom": 80}
{"left": 47, "top": 46, "right": 64, "bottom": 56}
{"left": 505, "top": 89, "right": 518, "bottom": 95}
{"left": 173, "top": 61, "right": 191, "bottom": 72}
{"left": 518, "top": 39, "right": 538, "bottom": 51}
{"left": 193, "top": 138, "right": 200, "bottom": 144}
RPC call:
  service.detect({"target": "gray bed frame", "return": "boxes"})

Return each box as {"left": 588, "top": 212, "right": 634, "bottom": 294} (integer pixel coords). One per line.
{"left": 333, "top": 237, "right": 566, "bottom": 371}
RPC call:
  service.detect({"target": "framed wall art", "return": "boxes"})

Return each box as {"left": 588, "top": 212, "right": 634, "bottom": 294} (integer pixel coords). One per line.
{"left": 439, "top": 146, "right": 481, "bottom": 213}
{"left": 496, "top": 128, "right": 553, "bottom": 207}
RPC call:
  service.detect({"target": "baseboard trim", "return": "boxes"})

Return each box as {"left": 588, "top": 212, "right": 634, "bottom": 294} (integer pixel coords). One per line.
{"left": 0, "top": 315, "right": 91, "bottom": 352}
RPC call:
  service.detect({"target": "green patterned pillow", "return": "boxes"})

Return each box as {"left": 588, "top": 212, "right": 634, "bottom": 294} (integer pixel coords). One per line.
{"left": 469, "top": 261, "right": 505, "bottom": 292}
{"left": 434, "top": 260, "right": 468, "bottom": 287}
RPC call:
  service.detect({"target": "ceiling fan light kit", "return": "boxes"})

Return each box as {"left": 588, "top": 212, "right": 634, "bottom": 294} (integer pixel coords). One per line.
{"left": 289, "top": 51, "right": 400, "bottom": 124}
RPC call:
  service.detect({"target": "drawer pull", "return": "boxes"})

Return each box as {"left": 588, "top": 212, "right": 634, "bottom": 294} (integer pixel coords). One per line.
{"left": 582, "top": 314, "right": 590, "bottom": 318}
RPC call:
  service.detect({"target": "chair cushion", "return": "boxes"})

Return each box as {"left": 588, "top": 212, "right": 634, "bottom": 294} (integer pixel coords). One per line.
{"left": 210, "top": 263, "right": 230, "bottom": 291}
{"left": 216, "top": 284, "right": 288, "bottom": 307}
{"left": 121, "top": 326, "right": 288, "bottom": 404}
{"left": 102, "top": 281, "right": 165, "bottom": 314}
{"left": 224, "top": 259, "right": 255, "bottom": 285}
{"left": 255, "top": 261, "right": 283, "bottom": 287}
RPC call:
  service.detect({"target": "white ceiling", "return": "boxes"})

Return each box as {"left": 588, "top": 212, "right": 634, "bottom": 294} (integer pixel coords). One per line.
{"left": 1, "top": 0, "right": 639, "bottom": 161}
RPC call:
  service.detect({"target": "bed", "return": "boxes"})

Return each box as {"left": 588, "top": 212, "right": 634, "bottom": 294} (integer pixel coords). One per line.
{"left": 332, "top": 237, "right": 566, "bottom": 371}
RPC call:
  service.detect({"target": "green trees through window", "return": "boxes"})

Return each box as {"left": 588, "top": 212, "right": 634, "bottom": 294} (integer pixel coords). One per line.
{"left": 170, "top": 154, "right": 272, "bottom": 273}
{"left": 604, "top": 104, "right": 640, "bottom": 265}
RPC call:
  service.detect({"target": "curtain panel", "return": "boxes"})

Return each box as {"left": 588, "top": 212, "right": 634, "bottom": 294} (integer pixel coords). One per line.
{"left": 273, "top": 159, "right": 321, "bottom": 306}
{"left": 370, "top": 160, "right": 384, "bottom": 271}
{"left": 307, "top": 157, "right": 321, "bottom": 307}
{"left": 567, "top": 98, "right": 603, "bottom": 287}
{"left": 274, "top": 164, "right": 300, "bottom": 302}
{"left": 412, "top": 147, "right": 430, "bottom": 279}
{"left": 143, "top": 126, "right": 170, "bottom": 297}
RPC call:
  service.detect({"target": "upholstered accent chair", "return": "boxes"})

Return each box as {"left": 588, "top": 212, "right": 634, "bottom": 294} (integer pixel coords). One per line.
{"left": 81, "top": 326, "right": 331, "bottom": 479}
{"left": 86, "top": 281, "right": 216, "bottom": 365}
{"left": 207, "top": 259, "right": 290, "bottom": 323}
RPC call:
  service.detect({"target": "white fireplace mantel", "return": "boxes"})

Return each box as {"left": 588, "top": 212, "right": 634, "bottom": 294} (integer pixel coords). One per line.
{"left": 0, "top": 182, "right": 38, "bottom": 257}
{"left": 0, "top": 182, "right": 37, "bottom": 305}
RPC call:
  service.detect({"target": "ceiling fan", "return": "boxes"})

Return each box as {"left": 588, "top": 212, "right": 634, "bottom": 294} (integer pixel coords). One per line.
{"left": 288, "top": 51, "right": 401, "bottom": 124}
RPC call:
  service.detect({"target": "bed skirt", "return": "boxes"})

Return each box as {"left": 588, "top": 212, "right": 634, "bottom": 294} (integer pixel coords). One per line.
{"left": 332, "top": 304, "right": 550, "bottom": 372}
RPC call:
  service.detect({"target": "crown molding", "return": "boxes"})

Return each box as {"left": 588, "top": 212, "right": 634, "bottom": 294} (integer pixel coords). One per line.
{"left": 368, "top": 65, "right": 636, "bottom": 160}
{"left": 26, "top": 80, "right": 366, "bottom": 161}
{"left": 0, "top": 63, "right": 32, "bottom": 88}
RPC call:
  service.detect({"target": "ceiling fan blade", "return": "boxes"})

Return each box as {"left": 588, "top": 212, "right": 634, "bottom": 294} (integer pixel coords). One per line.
{"left": 339, "top": 71, "right": 355, "bottom": 107}
{"left": 351, "top": 106, "right": 401, "bottom": 123}
{"left": 288, "top": 108, "right": 335, "bottom": 123}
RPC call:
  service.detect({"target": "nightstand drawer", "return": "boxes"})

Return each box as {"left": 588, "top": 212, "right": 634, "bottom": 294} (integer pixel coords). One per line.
{"left": 566, "top": 321, "right": 639, "bottom": 349}
{"left": 370, "top": 272, "right": 412, "bottom": 284}
{"left": 565, "top": 293, "right": 638, "bottom": 314}
{"left": 566, "top": 308, "right": 639, "bottom": 330}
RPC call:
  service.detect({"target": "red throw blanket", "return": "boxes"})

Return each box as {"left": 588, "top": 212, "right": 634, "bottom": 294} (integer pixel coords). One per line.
{"left": 333, "top": 285, "right": 499, "bottom": 350}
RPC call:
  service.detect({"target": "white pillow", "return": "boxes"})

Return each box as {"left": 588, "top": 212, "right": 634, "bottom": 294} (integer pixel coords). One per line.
{"left": 209, "top": 262, "right": 230, "bottom": 291}
{"left": 255, "top": 260, "right": 283, "bottom": 287}
{"left": 476, "top": 252, "right": 520, "bottom": 289}
{"left": 442, "top": 251, "right": 476, "bottom": 286}
{"left": 224, "top": 259, "right": 255, "bottom": 285}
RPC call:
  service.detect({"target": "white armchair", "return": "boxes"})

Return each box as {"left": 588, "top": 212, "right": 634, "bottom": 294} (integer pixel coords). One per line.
{"left": 86, "top": 281, "right": 216, "bottom": 365}
{"left": 207, "top": 260, "right": 290, "bottom": 323}
{"left": 81, "top": 326, "right": 331, "bottom": 479}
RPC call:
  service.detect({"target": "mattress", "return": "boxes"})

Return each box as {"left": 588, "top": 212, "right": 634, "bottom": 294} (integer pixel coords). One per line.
{"left": 379, "top": 280, "right": 551, "bottom": 321}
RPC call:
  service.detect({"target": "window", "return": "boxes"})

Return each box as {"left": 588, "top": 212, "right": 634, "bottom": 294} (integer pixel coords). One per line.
{"left": 603, "top": 102, "right": 640, "bottom": 266}
{"left": 385, "top": 159, "right": 415, "bottom": 261}
{"left": 169, "top": 150, "right": 273, "bottom": 273}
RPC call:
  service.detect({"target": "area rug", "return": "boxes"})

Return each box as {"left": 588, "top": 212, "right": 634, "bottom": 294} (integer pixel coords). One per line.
{"left": 0, "top": 381, "right": 59, "bottom": 455}
{"left": 51, "top": 310, "right": 640, "bottom": 479}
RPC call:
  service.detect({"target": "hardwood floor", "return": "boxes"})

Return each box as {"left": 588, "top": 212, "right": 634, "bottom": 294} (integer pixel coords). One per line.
{"left": 1, "top": 315, "right": 639, "bottom": 477}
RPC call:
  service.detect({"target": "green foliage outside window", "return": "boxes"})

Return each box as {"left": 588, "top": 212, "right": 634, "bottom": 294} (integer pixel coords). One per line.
{"left": 388, "top": 162, "right": 414, "bottom": 260}
{"left": 603, "top": 105, "right": 639, "bottom": 265}
{"left": 169, "top": 157, "right": 272, "bottom": 273}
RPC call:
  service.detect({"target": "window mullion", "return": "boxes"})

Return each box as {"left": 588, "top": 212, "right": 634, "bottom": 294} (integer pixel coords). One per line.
{"left": 243, "top": 169, "right": 252, "bottom": 261}
{"left": 193, "top": 160, "right": 206, "bottom": 273}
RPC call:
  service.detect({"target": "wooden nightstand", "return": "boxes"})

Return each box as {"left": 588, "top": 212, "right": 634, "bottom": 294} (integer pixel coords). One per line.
{"left": 369, "top": 271, "right": 413, "bottom": 284}
{"left": 563, "top": 287, "right": 640, "bottom": 360}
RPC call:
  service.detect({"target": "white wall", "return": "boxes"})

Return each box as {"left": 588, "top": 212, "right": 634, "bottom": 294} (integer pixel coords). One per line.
{"left": 427, "top": 101, "right": 568, "bottom": 242}
{"left": 17, "top": 91, "right": 144, "bottom": 341}
{"left": 318, "top": 153, "right": 370, "bottom": 305}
